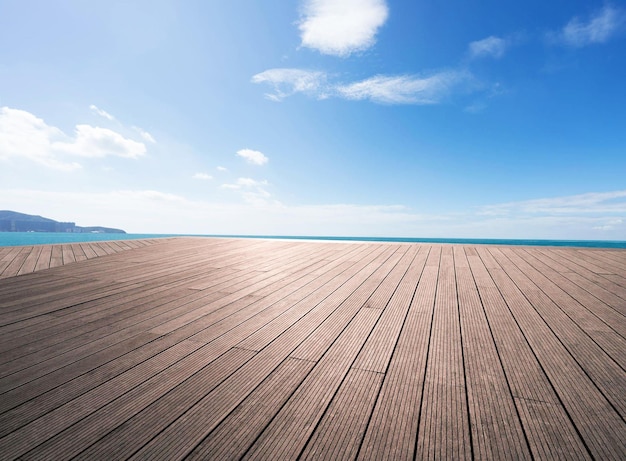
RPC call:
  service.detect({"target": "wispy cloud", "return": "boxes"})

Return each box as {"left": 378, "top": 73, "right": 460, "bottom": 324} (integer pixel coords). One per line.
{"left": 236, "top": 148, "right": 269, "bottom": 165}
{"left": 133, "top": 126, "right": 156, "bottom": 144}
{"left": 251, "top": 69, "right": 327, "bottom": 101}
{"left": 477, "top": 190, "right": 626, "bottom": 216}
{"left": 252, "top": 68, "right": 474, "bottom": 105}
{"left": 91, "top": 105, "right": 156, "bottom": 144}
{"left": 335, "top": 71, "right": 471, "bottom": 104}
{"left": 217, "top": 166, "right": 228, "bottom": 172}
{"left": 468, "top": 36, "right": 507, "bottom": 59}
{"left": 193, "top": 173, "right": 213, "bottom": 180}
{"left": 298, "top": 0, "right": 389, "bottom": 57}
{"left": 222, "top": 177, "right": 273, "bottom": 206}
{"left": 593, "top": 218, "right": 623, "bottom": 231}
{"left": 89, "top": 104, "right": 116, "bottom": 121}
{"left": 222, "top": 177, "right": 269, "bottom": 189}
{"left": 551, "top": 5, "right": 625, "bottom": 47}
{"left": 3, "top": 187, "right": 624, "bottom": 238}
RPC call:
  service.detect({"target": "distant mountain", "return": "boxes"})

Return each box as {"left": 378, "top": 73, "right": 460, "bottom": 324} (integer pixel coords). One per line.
{"left": 0, "top": 211, "right": 126, "bottom": 234}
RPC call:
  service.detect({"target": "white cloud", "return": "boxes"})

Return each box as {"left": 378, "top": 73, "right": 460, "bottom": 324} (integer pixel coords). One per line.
{"left": 217, "top": 166, "right": 228, "bottom": 172}
{"left": 2, "top": 187, "right": 624, "bottom": 239}
{"left": 193, "top": 173, "right": 213, "bottom": 180}
{"left": 222, "top": 178, "right": 272, "bottom": 206}
{"left": 133, "top": 126, "right": 156, "bottom": 143}
{"left": 89, "top": 104, "right": 116, "bottom": 121}
{"left": 593, "top": 218, "right": 623, "bottom": 231}
{"left": 335, "top": 71, "right": 471, "bottom": 104}
{"left": 236, "top": 148, "right": 269, "bottom": 165}
{"left": 252, "top": 68, "right": 474, "bottom": 105}
{"left": 298, "top": 0, "right": 389, "bottom": 57}
{"left": 0, "top": 107, "right": 80, "bottom": 171}
{"left": 222, "top": 177, "right": 269, "bottom": 189}
{"left": 469, "top": 36, "right": 507, "bottom": 59}
{"left": 251, "top": 69, "right": 327, "bottom": 101}
{"left": 90, "top": 105, "right": 155, "bottom": 144}
{"left": 53, "top": 125, "right": 146, "bottom": 159}
{"left": 238, "top": 177, "right": 269, "bottom": 187}
{"left": 477, "top": 190, "right": 626, "bottom": 216}
{"left": 553, "top": 6, "right": 625, "bottom": 47}
{"left": 0, "top": 106, "right": 147, "bottom": 170}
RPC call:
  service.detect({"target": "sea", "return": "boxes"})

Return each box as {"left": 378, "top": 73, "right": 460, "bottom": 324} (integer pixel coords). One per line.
{"left": 1, "top": 232, "right": 625, "bottom": 249}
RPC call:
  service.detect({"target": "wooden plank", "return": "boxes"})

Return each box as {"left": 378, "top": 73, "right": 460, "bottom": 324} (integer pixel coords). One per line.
{"left": 22, "top": 346, "right": 256, "bottom": 461}
{"left": 34, "top": 244, "right": 53, "bottom": 272}
{"left": 0, "top": 247, "right": 22, "bottom": 276}
{"left": 86, "top": 248, "right": 394, "bottom": 460}
{"left": 61, "top": 244, "right": 76, "bottom": 265}
{"left": 236, "top": 245, "right": 393, "bottom": 352}
{"left": 483, "top": 247, "right": 626, "bottom": 460}
{"left": 71, "top": 243, "right": 88, "bottom": 262}
{"left": 242, "top": 309, "right": 383, "bottom": 460}
{"left": 290, "top": 246, "right": 408, "bottom": 363}
{"left": 470, "top": 248, "right": 590, "bottom": 460}
{"left": 536, "top": 248, "right": 626, "bottom": 303}
{"left": 0, "top": 246, "right": 32, "bottom": 278}
{"left": 16, "top": 246, "right": 43, "bottom": 276}
{"left": 0, "top": 239, "right": 624, "bottom": 460}
{"left": 493, "top": 248, "right": 626, "bottom": 418}
{"left": 501, "top": 247, "right": 626, "bottom": 372}
{"left": 300, "top": 368, "right": 384, "bottom": 460}
{"left": 589, "top": 248, "right": 626, "bottom": 269}
{"left": 455, "top": 247, "right": 531, "bottom": 460}
{"left": 567, "top": 248, "right": 626, "bottom": 274}
{"left": 357, "top": 249, "right": 440, "bottom": 460}
{"left": 0, "top": 268, "right": 230, "bottom": 365}
{"left": 416, "top": 247, "right": 471, "bottom": 461}
{"left": 352, "top": 245, "right": 426, "bottom": 373}
{"left": 186, "top": 357, "right": 316, "bottom": 460}
{"left": 0, "top": 332, "right": 161, "bottom": 437}
{"left": 49, "top": 245, "right": 64, "bottom": 268}
{"left": 79, "top": 242, "right": 99, "bottom": 259}
{"left": 2, "top": 339, "right": 204, "bottom": 460}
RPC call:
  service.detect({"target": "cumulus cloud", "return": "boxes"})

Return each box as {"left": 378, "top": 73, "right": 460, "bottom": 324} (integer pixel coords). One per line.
{"left": 0, "top": 107, "right": 81, "bottom": 171}
{"left": 236, "top": 148, "right": 269, "bottom": 165}
{"left": 89, "top": 104, "right": 116, "bottom": 121}
{"left": 217, "top": 166, "right": 228, "bottom": 172}
{"left": 469, "top": 36, "right": 507, "bottom": 59}
{"left": 335, "top": 71, "right": 471, "bottom": 104}
{"left": 552, "top": 6, "right": 625, "bottom": 47}
{"left": 193, "top": 173, "right": 213, "bottom": 180}
{"left": 251, "top": 69, "right": 327, "bottom": 101}
{"left": 298, "top": 0, "right": 389, "bottom": 56}
{"left": 0, "top": 107, "right": 147, "bottom": 170}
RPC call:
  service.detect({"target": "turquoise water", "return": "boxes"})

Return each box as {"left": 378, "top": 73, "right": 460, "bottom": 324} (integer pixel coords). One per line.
{"left": 1, "top": 232, "right": 625, "bottom": 249}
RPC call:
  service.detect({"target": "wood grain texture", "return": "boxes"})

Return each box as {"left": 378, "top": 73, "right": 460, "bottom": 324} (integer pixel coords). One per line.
{"left": 0, "top": 237, "right": 624, "bottom": 460}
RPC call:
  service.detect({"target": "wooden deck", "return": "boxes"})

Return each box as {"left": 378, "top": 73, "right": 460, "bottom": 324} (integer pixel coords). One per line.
{"left": 0, "top": 237, "right": 624, "bottom": 460}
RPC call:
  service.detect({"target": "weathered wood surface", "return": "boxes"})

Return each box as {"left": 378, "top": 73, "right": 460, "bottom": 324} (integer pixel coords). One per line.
{"left": 0, "top": 238, "right": 168, "bottom": 279}
{"left": 0, "top": 237, "right": 624, "bottom": 460}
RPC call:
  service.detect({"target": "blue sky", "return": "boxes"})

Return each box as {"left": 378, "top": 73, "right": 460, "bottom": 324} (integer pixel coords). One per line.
{"left": 1, "top": 0, "right": 625, "bottom": 239}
